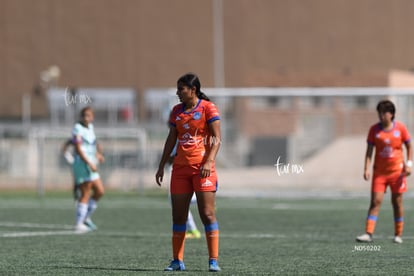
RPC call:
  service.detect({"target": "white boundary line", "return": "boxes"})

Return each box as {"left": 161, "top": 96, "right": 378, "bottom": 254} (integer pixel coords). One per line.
{"left": 3, "top": 221, "right": 414, "bottom": 241}
{"left": 0, "top": 231, "right": 77, "bottom": 238}
{"left": 0, "top": 221, "right": 285, "bottom": 239}
{"left": 0, "top": 222, "right": 74, "bottom": 229}
{"left": 0, "top": 221, "right": 77, "bottom": 238}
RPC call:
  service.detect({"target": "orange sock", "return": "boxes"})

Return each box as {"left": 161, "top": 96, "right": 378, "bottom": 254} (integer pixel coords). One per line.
{"left": 205, "top": 222, "right": 219, "bottom": 260}
{"left": 172, "top": 224, "right": 186, "bottom": 261}
{"left": 394, "top": 218, "right": 404, "bottom": 237}
{"left": 365, "top": 215, "right": 377, "bottom": 235}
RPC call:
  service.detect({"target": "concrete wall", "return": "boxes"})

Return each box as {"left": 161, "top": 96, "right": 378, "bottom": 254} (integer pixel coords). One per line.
{"left": 2, "top": 0, "right": 414, "bottom": 117}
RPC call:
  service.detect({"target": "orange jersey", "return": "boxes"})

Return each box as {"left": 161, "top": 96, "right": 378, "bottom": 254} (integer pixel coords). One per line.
{"left": 169, "top": 99, "right": 220, "bottom": 165}
{"left": 367, "top": 121, "right": 410, "bottom": 175}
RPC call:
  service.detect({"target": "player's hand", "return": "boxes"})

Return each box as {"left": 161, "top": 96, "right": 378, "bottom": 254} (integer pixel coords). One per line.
{"left": 200, "top": 160, "right": 212, "bottom": 178}
{"left": 89, "top": 163, "right": 97, "bottom": 172}
{"left": 363, "top": 169, "right": 370, "bottom": 181}
{"left": 405, "top": 166, "right": 412, "bottom": 176}
{"left": 156, "top": 168, "right": 164, "bottom": 186}
{"left": 63, "top": 150, "right": 74, "bottom": 165}
{"left": 97, "top": 153, "right": 105, "bottom": 164}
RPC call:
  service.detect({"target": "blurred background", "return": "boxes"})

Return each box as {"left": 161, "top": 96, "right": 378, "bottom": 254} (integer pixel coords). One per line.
{"left": 1, "top": 0, "right": 414, "bottom": 197}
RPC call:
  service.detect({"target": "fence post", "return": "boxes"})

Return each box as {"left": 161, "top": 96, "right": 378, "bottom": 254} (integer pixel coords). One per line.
{"left": 37, "top": 131, "right": 45, "bottom": 197}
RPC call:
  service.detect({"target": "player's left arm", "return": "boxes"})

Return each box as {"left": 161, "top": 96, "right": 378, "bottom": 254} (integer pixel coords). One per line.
{"left": 404, "top": 140, "right": 412, "bottom": 176}
{"left": 96, "top": 142, "right": 105, "bottom": 163}
{"left": 401, "top": 123, "right": 412, "bottom": 176}
{"left": 201, "top": 120, "right": 221, "bottom": 178}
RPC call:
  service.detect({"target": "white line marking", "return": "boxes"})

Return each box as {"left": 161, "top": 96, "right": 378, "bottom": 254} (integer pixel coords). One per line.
{"left": 0, "top": 222, "right": 73, "bottom": 229}
{"left": 12, "top": 221, "right": 414, "bottom": 241}
{"left": 0, "top": 230, "right": 77, "bottom": 238}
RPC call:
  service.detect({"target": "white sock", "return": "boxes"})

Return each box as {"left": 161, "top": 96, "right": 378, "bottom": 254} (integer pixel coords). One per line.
{"left": 76, "top": 203, "right": 88, "bottom": 225}
{"left": 86, "top": 199, "right": 97, "bottom": 221}
{"left": 186, "top": 210, "right": 197, "bottom": 232}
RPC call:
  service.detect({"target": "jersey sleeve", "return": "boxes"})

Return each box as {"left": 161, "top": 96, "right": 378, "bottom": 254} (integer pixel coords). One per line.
{"left": 71, "top": 124, "right": 82, "bottom": 144}
{"left": 205, "top": 102, "right": 220, "bottom": 124}
{"left": 400, "top": 123, "right": 411, "bottom": 143}
{"left": 367, "top": 125, "right": 376, "bottom": 146}
{"left": 168, "top": 105, "right": 181, "bottom": 127}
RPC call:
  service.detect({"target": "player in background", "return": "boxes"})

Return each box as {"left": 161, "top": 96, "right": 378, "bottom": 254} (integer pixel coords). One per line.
{"left": 62, "top": 138, "right": 104, "bottom": 202}
{"left": 71, "top": 106, "right": 105, "bottom": 233}
{"left": 167, "top": 143, "right": 201, "bottom": 239}
{"left": 156, "top": 73, "right": 221, "bottom": 272}
{"left": 356, "top": 100, "right": 412, "bottom": 243}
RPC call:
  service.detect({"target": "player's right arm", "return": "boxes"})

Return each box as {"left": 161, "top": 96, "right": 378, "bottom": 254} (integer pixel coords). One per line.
{"left": 73, "top": 134, "right": 97, "bottom": 172}
{"left": 61, "top": 139, "right": 75, "bottom": 164}
{"left": 61, "top": 138, "right": 72, "bottom": 153}
{"left": 364, "top": 143, "right": 374, "bottom": 181}
{"left": 156, "top": 126, "right": 178, "bottom": 186}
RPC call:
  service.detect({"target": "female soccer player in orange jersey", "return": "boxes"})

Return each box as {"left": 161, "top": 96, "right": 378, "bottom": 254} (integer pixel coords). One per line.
{"left": 156, "top": 73, "right": 221, "bottom": 272}
{"left": 356, "top": 100, "right": 412, "bottom": 243}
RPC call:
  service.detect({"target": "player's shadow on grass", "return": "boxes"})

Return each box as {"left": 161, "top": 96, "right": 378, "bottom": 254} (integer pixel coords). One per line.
{"left": 51, "top": 265, "right": 206, "bottom": 273}
{"left": 50, "top": 265, "right": 159, "bottom": 273}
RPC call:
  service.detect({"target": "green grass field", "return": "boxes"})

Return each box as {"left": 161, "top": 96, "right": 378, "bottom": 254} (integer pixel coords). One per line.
{"left": 1, "top": 191, "right": 414, "bottom": 275}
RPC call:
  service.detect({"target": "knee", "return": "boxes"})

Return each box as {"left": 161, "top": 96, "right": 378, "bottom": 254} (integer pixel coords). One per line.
{"left": 370, "top": 198, "right": 383, "bottom": 209}
{"left": 93, "top": 184, "right": 105, "bottom": 200}
{"left": 199, "top": 208, "right": 216, "bottom": 224}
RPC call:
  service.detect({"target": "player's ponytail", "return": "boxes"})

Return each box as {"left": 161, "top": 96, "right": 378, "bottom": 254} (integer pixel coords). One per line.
{"left": 177, "top": 73, "right": 210, "bottom": 101}
{"left": 196, "top": 90, "right": 210, "bottom": 101}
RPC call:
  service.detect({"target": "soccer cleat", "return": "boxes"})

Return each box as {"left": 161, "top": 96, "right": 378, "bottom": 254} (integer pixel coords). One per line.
{"left": 208, "top": 259, "right": 221, "bottom": 272}
{"left": 164, "top": 260, "right": 185, "bottom": 271}
{"left": 356, "top": 233, "right": 373, "bottom": 243}
{"left": 75, "top": 223, "right": 91, "bottom": 234}
{"left": 84, "top": 218, "right": 97, "bottom": 230}
{"left": 393, "top": 236, "right": 403, "bottom": 244}
{"left": 185, "top": 229, "right": 201, "bottom": 239}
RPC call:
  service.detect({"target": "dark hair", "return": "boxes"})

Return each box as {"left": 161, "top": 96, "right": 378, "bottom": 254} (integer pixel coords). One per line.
{"left": 376, "top": 100, "right": 395, "bottom": 120}
{"left": 80, "top": 106, "right": 93, "bottom": 118}
{"left": 177, "top": 73, "right": 210, "bottom": 101}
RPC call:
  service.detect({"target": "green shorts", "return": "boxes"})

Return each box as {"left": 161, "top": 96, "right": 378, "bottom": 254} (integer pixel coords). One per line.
{"left": 72, "top": 160, "right": 100, "bottom": 185}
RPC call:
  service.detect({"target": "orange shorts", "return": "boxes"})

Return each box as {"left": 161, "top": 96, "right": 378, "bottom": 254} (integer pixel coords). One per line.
{"left": 372, "top": 172, "right": 406, "bottom": 193}
{"left": 170, "top": 163, "right": 218, "bottom": 194}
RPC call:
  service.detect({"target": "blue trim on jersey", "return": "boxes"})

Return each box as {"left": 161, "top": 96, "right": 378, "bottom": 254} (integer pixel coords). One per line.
{"left": 182, "top": 99, "right": 201, "bottom": 114}
{"left": 207, "top": 116, "right": 220, "bottom": 124}
{"left": 394, "top": 217, "right": 404, "bottom": 222}
{"left": 204, "top": 222, "right": 219, "bottom": 232}
{"left": 72, "top": 136, "right": 80, "bottom": 144}
{"left": 367, "top": 215, "right": 378, "bottom": 221}
{"left": 173, "top": 223, "right": 187, "bottom": 232}
{"left": 405, "top": 139, "right": 411, "bottom": 144}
